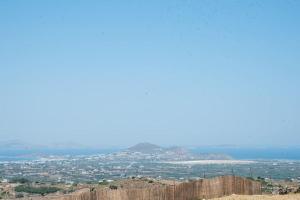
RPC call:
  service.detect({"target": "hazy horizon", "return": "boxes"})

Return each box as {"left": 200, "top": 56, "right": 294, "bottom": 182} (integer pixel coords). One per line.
{"left": 1, "top": 1, "right": 300, "bottom": 147}
{"left": 2, "top": 139, "right": 300, "bottom": 150}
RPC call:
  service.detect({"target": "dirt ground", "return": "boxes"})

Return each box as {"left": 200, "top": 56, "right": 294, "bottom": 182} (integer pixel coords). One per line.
{"left": 212, "top": 194, "right": 300, "bottom": 200}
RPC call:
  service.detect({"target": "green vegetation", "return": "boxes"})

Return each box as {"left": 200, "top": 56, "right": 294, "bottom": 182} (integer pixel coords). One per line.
{"left": 257, "top": 177, "right": 268, "bottom": 185}
{"left": 98, "top": 180, "right": 109, "bottom": 185}
{"left": 15, "top": 193, "right": 24, "bottom": 198}
{"left": 0, "top": 191, "right": 9, "bottom": 199}
{"left": 72, "top": 183, "right": 78, "bottom": 187}
{"left": 295, "top": 186, "right": 300, "bottom": 194}
{"left": 62, "top": 188, "right": 75, "bottom": 194}
{"left": 246, "top": 177, "right": 255, "bottom": 181}
{"left": 14, "top": 185, "right": 60, "bottom": 195}
{"left": 109, "top": 185, "right": 118, "bottom": 190}
{"left": 10, "top": 177, "right": 30, "bottom": 184}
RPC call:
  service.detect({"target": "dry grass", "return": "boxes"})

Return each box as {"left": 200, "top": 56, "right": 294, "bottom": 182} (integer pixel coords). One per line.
{"left": 212, "top": 194, "right": 300, "bottom": 200}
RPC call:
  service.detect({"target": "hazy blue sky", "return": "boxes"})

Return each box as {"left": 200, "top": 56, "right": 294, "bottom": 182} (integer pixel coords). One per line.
{"left": 0, "top": 0, "right": 300, "bottom": 147}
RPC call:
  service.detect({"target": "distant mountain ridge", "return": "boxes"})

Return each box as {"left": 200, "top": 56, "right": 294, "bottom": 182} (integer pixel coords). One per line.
{"left": 0, "top": 141, "right": 232, "bottom": 161}
{"left": 127, "top": 143, "right": 163, "bottom": 154}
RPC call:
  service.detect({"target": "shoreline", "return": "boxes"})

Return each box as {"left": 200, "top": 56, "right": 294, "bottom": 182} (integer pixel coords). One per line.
{"left": 164, "top": 160, "right": 256, "bottom": 165}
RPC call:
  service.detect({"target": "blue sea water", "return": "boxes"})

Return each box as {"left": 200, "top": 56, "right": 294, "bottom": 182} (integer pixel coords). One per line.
{"left": 0, "top": 148, "right": 119, "bottom": 161}
{"left": 1, "top": 147, "right": 300, "bottom": 161}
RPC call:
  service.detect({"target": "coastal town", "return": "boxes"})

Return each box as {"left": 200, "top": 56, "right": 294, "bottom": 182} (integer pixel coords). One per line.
{"left": 1, "top": 144, "right": 300, "bottom": 199}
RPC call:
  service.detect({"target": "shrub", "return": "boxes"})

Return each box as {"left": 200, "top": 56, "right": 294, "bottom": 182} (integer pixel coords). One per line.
{"left": 10, "top": 178, "right": 30, "bottom": 184}
{"left": 98, "top": 180, "right": 109, "bottom": 185}
{"left": 15, "top": 193, "right": 24, "bottom": 198}
{"left": 15, "top": 185, "right": 60, "bottom": 195}
{"left": 109, "top": 185, "right": 118, "bottom": 190}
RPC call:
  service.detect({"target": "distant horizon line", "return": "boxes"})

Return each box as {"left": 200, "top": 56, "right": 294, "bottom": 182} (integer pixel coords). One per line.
{"left": 1, "top": 140, "right": 300, "bottom": 150}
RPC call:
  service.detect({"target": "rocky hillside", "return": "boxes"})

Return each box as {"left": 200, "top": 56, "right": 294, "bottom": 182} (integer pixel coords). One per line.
{"left": 125, "top": 142, "right": 232, "bottom": 160}
{"left": 127, "top": 143, "right": 163, "bottom": 154}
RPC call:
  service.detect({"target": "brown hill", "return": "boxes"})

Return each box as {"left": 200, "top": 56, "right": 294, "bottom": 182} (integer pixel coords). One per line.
{"left": 127, "top": 143, "right": 163, "bottom": 154}
{"left": 54, "top": 176, "right": 261, "bottom": 200}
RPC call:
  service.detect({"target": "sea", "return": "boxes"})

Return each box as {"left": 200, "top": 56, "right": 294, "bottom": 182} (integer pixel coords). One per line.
{"left": 0, "top": 148, "right": 118, "bottom": 162}
{"left": 1, "top": 147, "right": 300, "bottom": 162}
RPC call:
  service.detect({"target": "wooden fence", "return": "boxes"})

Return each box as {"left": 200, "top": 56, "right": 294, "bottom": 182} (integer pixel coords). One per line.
{"left": 56, "top": 176, "right": 261, "bottom": 200}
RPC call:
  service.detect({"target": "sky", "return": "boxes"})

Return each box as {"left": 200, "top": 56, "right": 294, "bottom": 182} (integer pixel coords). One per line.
{"left": 0, "top": 0, "right": 300, "bottom": 148}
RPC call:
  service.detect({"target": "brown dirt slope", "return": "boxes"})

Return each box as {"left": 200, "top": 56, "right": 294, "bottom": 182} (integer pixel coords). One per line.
{"left": 212, "top": 194, "right": 300, "bottom": 200}
{"left": 55, "top": 176, "right": 261, "bottom": 200}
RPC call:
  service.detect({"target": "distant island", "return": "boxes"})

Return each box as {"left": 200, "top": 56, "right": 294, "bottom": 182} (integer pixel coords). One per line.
{"left": 125, "top": 142, "right": 233, "bottom": 161}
